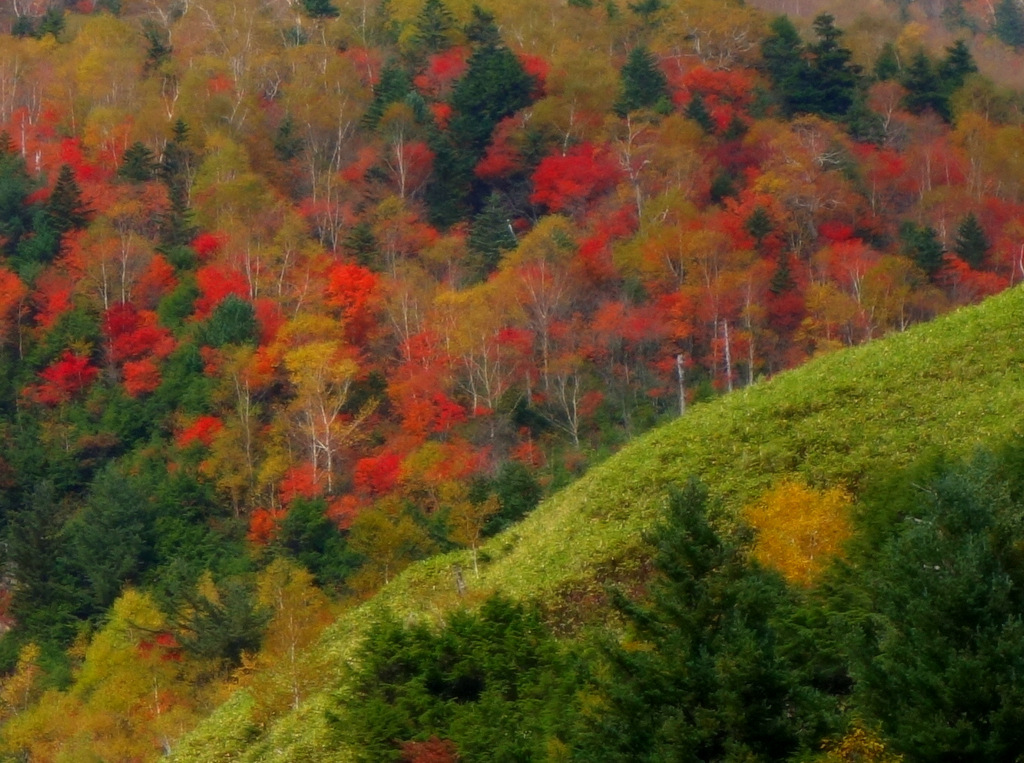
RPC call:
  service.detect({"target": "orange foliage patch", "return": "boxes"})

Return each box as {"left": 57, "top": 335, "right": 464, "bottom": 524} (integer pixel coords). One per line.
{"left": 744, "top": 479, "right": 853, "bottom": 586}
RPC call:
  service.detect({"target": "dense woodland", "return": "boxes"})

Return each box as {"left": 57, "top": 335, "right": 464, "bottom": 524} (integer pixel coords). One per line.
{"left": 0, "top": 0, "right": 1023, "bottom": 757}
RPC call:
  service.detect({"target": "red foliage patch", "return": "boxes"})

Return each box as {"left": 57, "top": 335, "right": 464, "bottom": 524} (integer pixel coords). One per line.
{"left": 530, "top": 143, "right": 622, "bottom": 214}
{"left": 354, "top": 452, "right": 402, "bottom": 496}
{"left": 176, "top": 415, "right": 223, "bottom": 449}
{"left": 248, "top": 507, "right": 286, "bottom": 545}
{"left": 192, "top": 231, "right": 227, "bottom": 259}
{"left": 29, "top": 351, "right": 99, "bottom": 406}
{"left": 194, "top": 264, "right": 249, "bottom": 319}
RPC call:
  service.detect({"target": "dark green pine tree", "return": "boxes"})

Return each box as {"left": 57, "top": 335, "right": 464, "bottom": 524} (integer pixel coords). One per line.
{"left": 901, "top": 50, "right": 950, "bottom": 121}
{"left": 118, "top": 141, "right": 158, "bottom": 183}
{"left": 873, "top": 42, "right": 901, "bottom": 81}
{"left": 362, "top": 62, "right": 414, "bottom": 130}
{"left": 942, "top": 0, "right": 977, "bottom": 31}
{"left": 953, "top": 212, "right": 989, "bottom": 268}
{"left": 412, "top": 0, "right": 457, "bottom": 55}
{"left": 464, "top": 3, "right": 501, "bottom": 47}
{"left": 468, "top": 191, "right": 517, "bottom": 277}
{"left": 5, "top": 481, "right": 80, "bottom": 643}
{"left": 745, "top": 205, "right": 773, "bottom": 250}
{"left": 805, "top": 13, "right": 862, "bottom": 117}
{"left": 614, "top": 45, "right": 670, "bottom": 116}
{"left": 576, "top": 481, "right": 830, "bottom": 761}
{"left": 301, "top": 0, "right": 339, "bottom": 18}
{"left": 64, "top": 465, "right": 154, "bottom": 616}
{"left": 0, "top": 132, "right": 35, "bottom": 257}
{"left": 35, "top": 7, "right": 65, "bottom": 40}
{"left": 46, "top": 164, "right": 90, "bottom": 233}
{"left": 427, "top": 12, "right": 534, "bottom": 226}
{"left": 769, "top": 254, "right": 797, "bottom": 295}
{"left": 900, "top": 221, "right": 945, "bottom": 277}
{"left": 994, "top": 0, "right": 1024, "bottom": 49}
{"left": 685, "top": 92, "right": 716, "bottom": 133}
{"left": 170, "top": 578, "right": 270, "bottom": 668}
{"left": 938, "top": 39, "right": 977, "bottom": 93}
{"left": 627, "top": 0, "right": 666, "bottom": 25}
{"left": 159, "top": 119, "right": 198, "bottom": 247}
{"left": 343, "top": 221, "right": 378, "bottom": 266}
{"left": 142, "top": 19, "right": 172, "bottom": 70}
{"left": 761, "top": 15, "right": 812, "bottom": 116}
{"left": 835, "top": 451, "right": 1024, "bottom": 759}
{"left": 273, "top": 116, "right": 304, "bottom": 161}
{"left": 200, "top": 295, "right": 259, "bottom": 347}
{"left": 11, "top": 16, "right": 35, "bottom": 38}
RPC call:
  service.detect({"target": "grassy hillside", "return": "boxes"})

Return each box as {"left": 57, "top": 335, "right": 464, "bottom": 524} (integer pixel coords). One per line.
{"left": 171, "top": 284, "right": 1024, "bottom": 761}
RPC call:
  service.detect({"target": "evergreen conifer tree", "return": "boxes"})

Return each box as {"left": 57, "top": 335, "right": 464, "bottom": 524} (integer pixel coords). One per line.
{"left": 427, "top": 15, "right": 533, "bottom": 226}
{"left": 685, "top": 93, "right": 716, "bottom": 133}
{"left": 46, "top": 165, "right": 90, "bottom": 233}
{"left": 159, "top": 120, "right": 197, "bottom": 247}
{"left": 118, "top": 142, "right": 158, "bottom": 183}
{"left": 900, "top": 221, "right": 945, "bottom": 277}
{"left": 762, "top": 16, "right": 812, "bottom": 116}
{"left": 953, "top": 212, "right": 989, "bottom": 268}
{"left": 614, "top": 46, "right": 670, "bottom": 116}
{"left": 994, "top": 0, "right": 1024, "bottom": 49}
{"left": 302, "top": 0, "right": 339, "bottom": 18}
{"left": 806, "top": 14, "right": 861, "bottom": 117}
{"left": 0, "top": 132, "right": 35, "bottom": 256}
{"left": 412, "top": 0, "right": 457, "bottom": 55}
{"left": 469, "top": 192, "right": 517, "bottom": 277}
{"left": 362, "top": 63, "right": 414, "bottom": 130}
{"left": 769, "top": 254, "right": 796, "bottom": 295}
{"left": 938, "top": 39, "right": 977, "bottom": 92}
{"left": 901, "top": 50, "right": 950, "bottom": 121}
{"left": 576, "top": 481, "right": 827, "bottom": 760}
{"left": 873, "top": 42, "right": 901, "bottom": 81}
{"left": 745, "top": 206, "right": 773, "bottom": 249}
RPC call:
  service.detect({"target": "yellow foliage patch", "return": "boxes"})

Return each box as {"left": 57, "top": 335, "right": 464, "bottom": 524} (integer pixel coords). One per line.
{"left": 744, "top": 479, "right": 853, "bottom": 586}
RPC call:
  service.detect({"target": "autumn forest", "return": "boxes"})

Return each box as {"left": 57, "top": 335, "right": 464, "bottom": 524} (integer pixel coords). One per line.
{"left": 1, "top": 0, "right": 1024, "bottom": 757}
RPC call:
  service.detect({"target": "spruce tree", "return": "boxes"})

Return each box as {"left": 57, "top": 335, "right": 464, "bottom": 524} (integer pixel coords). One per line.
{"left": 938, "top": 39, "right": 977, "bottom": 93}
{"left": 427, "top": 15, "right": 534, "bottom": 226}
{"left": 36, "top": 8, "right": 65, "bottom": 40}
{"left": 468, "top": 191, "right": 517, "bottom": 277}
{"left": 685, "top": 93, "right": 716, "bottom": 133}
{"left": 577, "top": 481, "right": 826, "bottom": 760}
{"left": 159, "top": 119, "right": 197, "bottom": 247}
{"left": 761, "top": 16, "right": 812, "bottom": 116}
{"left": 900, "top": 221, "right": 945, "bottom": 277}
{"left": 614, "top": 45, "right": 669, "bottom": 116}
{"left": 0, "top": 132, "right": 35, "bottom": 256}
{"left": 806, "top": 13, "right": 861, "bottom": 117}
{"left": 412, "top": 0, "right": 456, "bottom": 55}
{"left": 142, "top": 19, "right": 171, "bottom": 70}
{"left": 301, "top": 0, "right": 339, "bottom": 18}
{"left": 273, "top": 116, "right": 303, "bottom": 161}
{"left": 873, "top": 42, "right": 901, "bottom": 81}
{"left": 362, "top": 63, "right": 414, "bottom": 130}
{"left": 770, "top": 254, "right": 796, "bottom": 294}
{"left": 953, "top": 212, "right": 989, "bottom": 268}
{"left": 464, "top": 4, "right": 501, "bottom": 47}
{"left": 994, "top": 0, "right": 1024, "bottom": 49}
{"left": 46, "top": 165, "right": 90, "bottom": 233}
{"left": 118, "top": 142, "right": 158, "bottom": 183}
{"left": 745, "top": 206, "right": 773, "bottom": 249}
{"left": 901, "top": 50, "right": 949, "bottom": 121}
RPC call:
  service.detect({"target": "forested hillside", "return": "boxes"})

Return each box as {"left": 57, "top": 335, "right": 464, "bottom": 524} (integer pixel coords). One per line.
{"left": 1, "top": 0, "right": 1024, "bottom": 757}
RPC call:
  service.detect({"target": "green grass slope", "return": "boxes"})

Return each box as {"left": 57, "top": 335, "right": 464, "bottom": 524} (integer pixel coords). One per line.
{"left": 171, "top": 285, "right": 1024, "bottom": 761}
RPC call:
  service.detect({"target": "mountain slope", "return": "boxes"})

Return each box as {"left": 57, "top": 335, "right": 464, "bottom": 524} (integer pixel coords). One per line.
{"left": 171, "top": 284, "right": 1024, "bottom": 761}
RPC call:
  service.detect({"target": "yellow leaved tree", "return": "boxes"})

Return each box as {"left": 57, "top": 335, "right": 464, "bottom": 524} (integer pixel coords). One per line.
{"left": 744, "top": 478, "right": 853, "bottom": 586}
